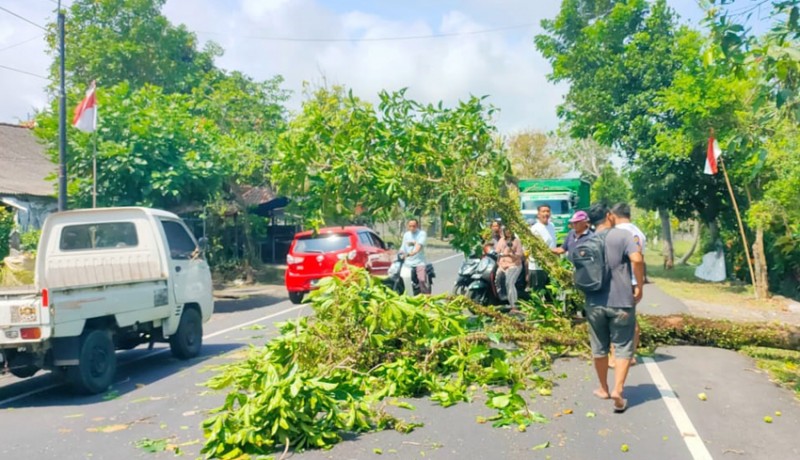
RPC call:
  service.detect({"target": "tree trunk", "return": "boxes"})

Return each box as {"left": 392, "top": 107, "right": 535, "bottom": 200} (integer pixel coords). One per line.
{"left": 659, "top": 207, "right": 674, "bottom": 270}
{"left": 677, "top": 220, "right": 700, "bottom": 265}
{"left": 752, "top": 226, "right": 770, "bottom": 300}
{"left": 638, "top": 314, "right": 799, "bottom": 351}
{"left": 708, "top": 220, "right": 720, "bottom": 247}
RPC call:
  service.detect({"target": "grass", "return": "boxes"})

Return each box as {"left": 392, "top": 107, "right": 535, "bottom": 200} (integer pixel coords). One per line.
{"left": 645, "top": 239, "right": 764, "bottom": 309}
{"left": 740, "top": 347, "right": 800, "bottom": 399}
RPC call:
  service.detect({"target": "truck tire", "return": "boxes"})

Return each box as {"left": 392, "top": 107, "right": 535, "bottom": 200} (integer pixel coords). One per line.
{"left": 288, "top": 291, "right": 305, "bottom": 304}
{"left": 67, "top": 329, "right": 116, "bottom": 394}
{"left": 169, "top": 308, "right": 203, "bottom": 360}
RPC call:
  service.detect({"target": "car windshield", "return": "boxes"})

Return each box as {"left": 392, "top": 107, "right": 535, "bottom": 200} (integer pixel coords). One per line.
{"left": 521, "top": 199, "right": 570, "bottom": 215}
{"left": 294, "top": 233, "right": 351, "bottom": 253}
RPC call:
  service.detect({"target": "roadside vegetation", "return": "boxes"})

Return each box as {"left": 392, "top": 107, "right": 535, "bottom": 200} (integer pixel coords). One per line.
{"left": 1, "top": 0, "right": 796, "bottom": 457}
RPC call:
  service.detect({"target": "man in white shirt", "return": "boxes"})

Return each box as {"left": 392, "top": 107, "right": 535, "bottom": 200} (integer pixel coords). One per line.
{"left": 528, "top": 204, "right": 557, "bottom": 291}
{"left": 609, "top": 202, "right": 646, "bottom": 367}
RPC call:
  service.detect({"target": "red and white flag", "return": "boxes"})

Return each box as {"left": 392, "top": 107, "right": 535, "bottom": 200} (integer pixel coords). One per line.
{"left": 704, "top": 135, "right": 722, "bottom": 175}
{"left": 72, "top": 81, "right": 97, "bottom": 133}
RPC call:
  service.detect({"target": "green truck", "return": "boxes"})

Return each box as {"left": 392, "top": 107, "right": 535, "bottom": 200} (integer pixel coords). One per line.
{"left": 518, "top": 178, "right": 591, "bottom": 243}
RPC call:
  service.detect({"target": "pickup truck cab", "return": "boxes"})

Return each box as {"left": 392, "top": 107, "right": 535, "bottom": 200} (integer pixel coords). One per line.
{"left": 0, "top": 207, "right": 213, "bottom": 394}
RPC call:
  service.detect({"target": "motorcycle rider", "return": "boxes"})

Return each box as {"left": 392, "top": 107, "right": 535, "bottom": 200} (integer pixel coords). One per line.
{"left": 495, "top": 226, "right": 524, "bottom": 311}
{"left": 401, "top": 218, "right": 431, "bottom": 294}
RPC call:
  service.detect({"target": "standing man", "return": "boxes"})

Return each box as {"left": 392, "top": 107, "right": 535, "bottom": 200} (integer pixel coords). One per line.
{"left": 579, "top": 203, "right": 644, "bottom": 413}
{"left": 401, "top": 218, "right": 430, "bottom": 294}
{"left": 529, "top": 204, "right": 557, "bottom": 290}
{"left": 553, "top": 210, "right": 593, "bottom": 256}
{"left": 609, "top": 202, "right": 647, "bottom": 367}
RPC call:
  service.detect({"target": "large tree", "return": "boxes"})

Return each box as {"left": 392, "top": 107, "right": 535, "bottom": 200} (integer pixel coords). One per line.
{"left": 505, "top": 130, "right": 567, "bottom": 180}
{"left": 536, "top": 0, "right": 703, "bottom": 266}
{"left": 36, "top": 0, "right": 289, "bottom": 211}
{"left": 47, "top": 0, "right": 218, "bottom": 94}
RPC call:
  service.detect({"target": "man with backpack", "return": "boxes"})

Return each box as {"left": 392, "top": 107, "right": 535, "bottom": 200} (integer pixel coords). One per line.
{"left": 570, "top": 203, "right": 644, "bottom": 413}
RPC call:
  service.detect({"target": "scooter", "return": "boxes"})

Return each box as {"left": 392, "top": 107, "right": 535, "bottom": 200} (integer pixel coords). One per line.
{"left": 383, "top": 253, "right": 406, "bottom": 294}
{"left": 466, "top": 251, "right": 529, "bottom": 308}
{"left": 383, "top": 253, "right": 435, "bottom": 295}
{"left": 452, "top": 256, "right": 481, "bottom": 296}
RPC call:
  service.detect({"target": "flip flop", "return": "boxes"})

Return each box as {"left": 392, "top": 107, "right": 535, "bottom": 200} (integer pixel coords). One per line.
{"left": 613, "top": 398, "right": 628, "bottom": 413}
{"left": 593, "top": 389, "right": 610, "bottom": 400}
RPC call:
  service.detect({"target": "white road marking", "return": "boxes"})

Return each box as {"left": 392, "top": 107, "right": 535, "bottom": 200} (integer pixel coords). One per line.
{"left": 0, "top": 383, "right": 61, "bottom": 406}
{"left": 432, "top": 253, "right": 463, "bottom": 265}
{"left": 0, "top": 253, "right": 460, "bottom": 406}
{"left": 0, "top": 303, "right": 307, "bottom": 406}
{"left": 642, "top": 356, "right": 714, "bottom": 460}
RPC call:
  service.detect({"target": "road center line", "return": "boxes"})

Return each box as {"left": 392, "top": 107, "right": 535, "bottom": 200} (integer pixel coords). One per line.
{"left": 0, "top": 303, "right": 308, "bottom": 406}
{"left": 642, "top": 356, "right": 714, "bottom": 460}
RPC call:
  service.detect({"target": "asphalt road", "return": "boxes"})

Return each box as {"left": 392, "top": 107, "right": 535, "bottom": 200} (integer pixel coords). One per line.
{"left": 1, "top": 253, "right": 798, "bottom": 460}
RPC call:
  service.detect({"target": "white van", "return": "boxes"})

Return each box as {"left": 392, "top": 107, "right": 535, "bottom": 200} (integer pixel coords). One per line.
{"left": 0, "top": 207, "right": 213, "bottom": 394}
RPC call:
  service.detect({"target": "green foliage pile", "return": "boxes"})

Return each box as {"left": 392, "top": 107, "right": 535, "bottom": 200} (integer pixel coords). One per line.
{"left": 202, "top": 268, "right": 583, "bottom": 458}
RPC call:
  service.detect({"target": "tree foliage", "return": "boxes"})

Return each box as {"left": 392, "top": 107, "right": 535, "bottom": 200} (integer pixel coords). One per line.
{"left": 47, "top": 0, "right": 219, "bottom": 94}
{"left": 36, "top": 0, "right": 289, "bottom": 211}
{"left": 505, "top": 130, "right": 567, "bottom": 179}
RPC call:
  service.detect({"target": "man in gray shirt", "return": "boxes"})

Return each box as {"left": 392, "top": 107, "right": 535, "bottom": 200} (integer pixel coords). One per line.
{"left": 582, "top": 203, "right": 644, "bottom": 413}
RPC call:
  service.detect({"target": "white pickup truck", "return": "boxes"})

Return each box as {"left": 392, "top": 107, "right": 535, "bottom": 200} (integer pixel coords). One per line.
{"left": 0, "top": 207, "right": 213, "bottom": 394}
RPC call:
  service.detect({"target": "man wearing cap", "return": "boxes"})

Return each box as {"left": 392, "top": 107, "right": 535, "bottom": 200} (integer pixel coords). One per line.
{"left": 552, "top": 210, "right": 593, "bottom": 256}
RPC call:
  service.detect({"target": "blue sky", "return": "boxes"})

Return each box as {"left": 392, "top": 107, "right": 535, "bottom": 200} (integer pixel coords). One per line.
{"left": 0, "top": 0, "right": 776, "bottom": 133}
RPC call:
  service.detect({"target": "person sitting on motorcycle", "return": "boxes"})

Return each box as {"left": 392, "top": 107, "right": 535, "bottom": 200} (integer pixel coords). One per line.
{"left": 495, "top": 226, "right": 524, "bottom": 311}
{"left": 488, "top": 219, "right": 502, "bottom": 246}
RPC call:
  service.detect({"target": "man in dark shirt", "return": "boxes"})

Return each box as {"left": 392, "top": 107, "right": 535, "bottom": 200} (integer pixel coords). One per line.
{"left": 582, "top": 203, "right": 644, "bottom": 414}
{"left": 553, "top": 210, "right": 593, "bottom": 255}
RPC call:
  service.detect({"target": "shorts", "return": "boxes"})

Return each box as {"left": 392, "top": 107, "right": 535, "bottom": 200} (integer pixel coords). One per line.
{"left": 585, "top": 305, "right": 636, "bottom": 359}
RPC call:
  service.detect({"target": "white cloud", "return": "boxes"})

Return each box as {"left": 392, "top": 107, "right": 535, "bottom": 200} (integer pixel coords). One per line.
{"left": 2, "top": 0, "right": 705, "bottom": 135}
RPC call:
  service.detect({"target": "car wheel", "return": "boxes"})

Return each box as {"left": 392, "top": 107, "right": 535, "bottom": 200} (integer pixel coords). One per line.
{"left": 67, "top": 329, "right": 117, "bottom": 394}
{"left": 170, "top": 308, "right": 203, "bottom": 360}
{"left": 289, "top": 291, "right": 306, "bottom": 304}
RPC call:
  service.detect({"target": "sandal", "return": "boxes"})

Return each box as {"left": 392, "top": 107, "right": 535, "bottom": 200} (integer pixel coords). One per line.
{"left": 613, "top": 398, "right": 628, "bottom": 413}
{"left": 593, "top": 389, "right": 610, "bottom": 400}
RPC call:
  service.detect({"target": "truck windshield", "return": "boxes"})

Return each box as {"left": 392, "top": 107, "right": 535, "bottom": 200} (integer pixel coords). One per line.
{"left": 294, "top": 233, "right": 351, "bottom": 254}
{"left": 521, "top": 199, "right": 571, "bottom": 215}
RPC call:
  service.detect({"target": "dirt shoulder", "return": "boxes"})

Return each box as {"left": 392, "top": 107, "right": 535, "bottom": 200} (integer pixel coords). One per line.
{"left": 652, "top": 276, "right": 800, "bottom": 327}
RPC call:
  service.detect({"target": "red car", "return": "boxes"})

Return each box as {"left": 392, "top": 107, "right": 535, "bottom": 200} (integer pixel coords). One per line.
{"left": 284, "top": 226, "right": 393, "bottom": 304}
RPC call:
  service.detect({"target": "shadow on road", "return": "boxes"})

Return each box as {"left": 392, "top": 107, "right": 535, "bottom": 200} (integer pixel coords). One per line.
{"left": 0, "top": 342, "right": 242, "bottom": 409}
{"left": 214, "top": 294, "right": 286, "bottom": 314}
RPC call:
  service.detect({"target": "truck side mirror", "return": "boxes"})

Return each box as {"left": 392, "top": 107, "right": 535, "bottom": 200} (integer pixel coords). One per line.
{"left": 198, "top": 237, "right": 209, "bottom": 253}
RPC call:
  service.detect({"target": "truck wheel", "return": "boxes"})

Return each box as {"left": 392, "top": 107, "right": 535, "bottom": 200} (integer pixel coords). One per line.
{"left": 169, "top": 308, "right": 203, "bottom": 360}
{"left": 67, "top": 329, "right": 116, "bottom": 394}
{"left": 5, "top": 351, "right": 39, "bottom": 378}
{"left": 288, "top": 291, "right": 305, "bottom": 304}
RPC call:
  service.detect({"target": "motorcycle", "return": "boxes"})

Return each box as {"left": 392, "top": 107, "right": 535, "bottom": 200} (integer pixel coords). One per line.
{"left": 452, "top": 256, "right": 481, "bottom": 296}
{"left": 383, "top": 252, "right": 435, "bottom": 295}
{"left": 466, "top": 251, "right": 529, "bottom": 308}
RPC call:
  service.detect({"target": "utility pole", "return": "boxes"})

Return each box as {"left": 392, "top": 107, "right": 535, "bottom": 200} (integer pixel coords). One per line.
{"left": 57, "top": 1, "right": 67, "bottom": 211}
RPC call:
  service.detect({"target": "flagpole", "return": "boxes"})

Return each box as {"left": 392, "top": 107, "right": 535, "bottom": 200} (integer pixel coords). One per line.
{"left": 719, "top": 157, "right": 757, "bottom": 295}
{"left": 92, "top": 131, "right": 97, "bottom": 208}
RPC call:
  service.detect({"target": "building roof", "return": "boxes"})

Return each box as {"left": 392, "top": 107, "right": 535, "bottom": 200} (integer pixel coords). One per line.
{"left": 0, "top": 123, "right": 56, "bottom": 198}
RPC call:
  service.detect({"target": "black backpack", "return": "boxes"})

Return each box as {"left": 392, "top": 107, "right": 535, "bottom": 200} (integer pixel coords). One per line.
{"left": 570, "top": 231, "right": 609, "bottom": 292}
